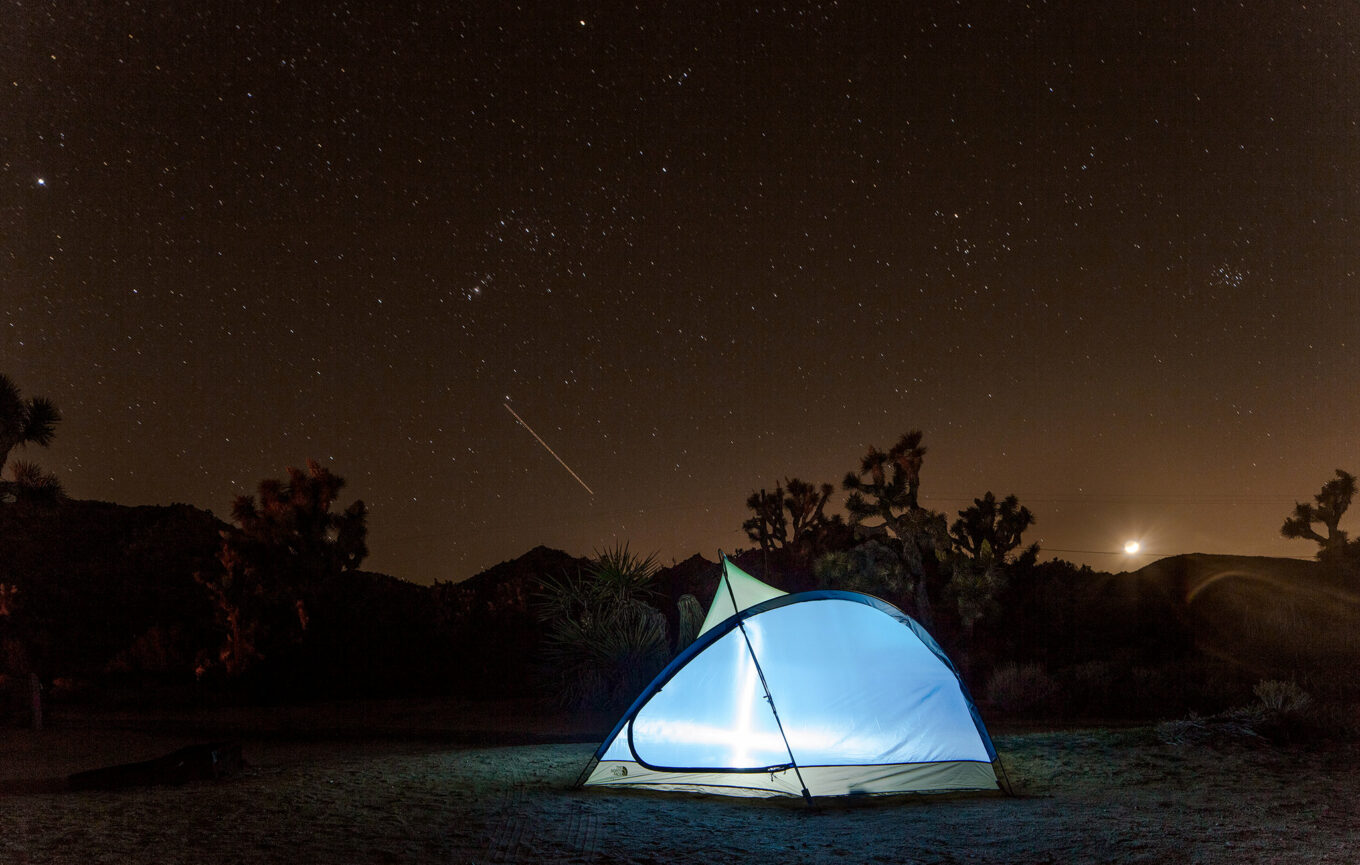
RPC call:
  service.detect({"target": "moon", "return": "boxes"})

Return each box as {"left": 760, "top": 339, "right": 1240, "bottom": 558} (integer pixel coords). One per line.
{"left": 1124, "top": 540, "right": 1141, "bottom": 554}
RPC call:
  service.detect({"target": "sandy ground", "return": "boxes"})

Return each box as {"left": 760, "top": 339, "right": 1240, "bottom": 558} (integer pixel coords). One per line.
{"left": 1, "top": 702, "right": 1358, "bottom": 864}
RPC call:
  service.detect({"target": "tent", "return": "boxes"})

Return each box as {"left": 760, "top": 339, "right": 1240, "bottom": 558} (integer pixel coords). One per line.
{"left": 578, "top": 556, "right": 1005, "bottom": 799}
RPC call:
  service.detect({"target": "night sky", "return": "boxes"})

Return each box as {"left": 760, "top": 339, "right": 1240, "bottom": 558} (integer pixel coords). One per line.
{"left": 6, "top": 2, "right": 1358, "bottom": 583}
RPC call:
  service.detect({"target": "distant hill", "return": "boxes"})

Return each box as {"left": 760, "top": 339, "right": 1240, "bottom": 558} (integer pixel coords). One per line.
{"left": 428, "top": 547, "right": 729, "bottom": 696}
{"left": 0, "top": 501, "right": 722, "bottom": 693}
{"left": 1132, "top": 553, "right": 1359, "bottom": 688}
{"left": 433, "top": 545, "right": 589, "bottom": 632}
{"left": 4, "top": 499, "right": 1356, "bottom": 711}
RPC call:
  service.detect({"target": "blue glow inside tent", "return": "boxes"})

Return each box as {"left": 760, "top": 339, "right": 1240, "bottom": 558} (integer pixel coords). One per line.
{"left": 601, "top": 596, "right": 992, "bottom": 770}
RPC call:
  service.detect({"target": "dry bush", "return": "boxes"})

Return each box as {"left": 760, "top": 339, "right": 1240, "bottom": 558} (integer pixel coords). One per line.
{"left": 1253, "top": 679, "right": 1312, "bottom": 713}
{"left": 1156, "top": 707, "right": 1269, "bottom": 746}
{"left": 1158, "top": 679, "right": 1358, "bottom": 746}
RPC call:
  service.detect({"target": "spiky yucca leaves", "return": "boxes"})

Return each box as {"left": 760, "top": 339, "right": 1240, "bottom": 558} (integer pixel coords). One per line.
{"left": 583, "top": 545, "right": 661, "bottom": 605}
{"left": 0, "top": 374, "right": 60, "bottom": 465}
{"left": 0, "top": 374, "right": 62, "bottom": 505}
{"left": 535, "top": 545, "right": 671, "bottom": 710}
{"left": 228, "top": 460, "right": 369, "bottom": 579}
{"left": 4, "top": 460, "right": 65, "bottom": 505}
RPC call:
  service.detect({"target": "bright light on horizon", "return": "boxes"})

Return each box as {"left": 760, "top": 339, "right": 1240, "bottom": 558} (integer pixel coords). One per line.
{"left": 1124, "top": 540, "right": 1142, "bottom": 555}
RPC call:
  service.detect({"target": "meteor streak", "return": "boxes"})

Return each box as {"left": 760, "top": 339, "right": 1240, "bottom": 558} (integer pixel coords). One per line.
{"left": 503, "top": 403, "right": 595, "bottom": 496}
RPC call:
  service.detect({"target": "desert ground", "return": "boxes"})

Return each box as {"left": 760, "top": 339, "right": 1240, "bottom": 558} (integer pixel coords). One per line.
{"left": 1, "top": 700, "right": 1358, "bottom": 864}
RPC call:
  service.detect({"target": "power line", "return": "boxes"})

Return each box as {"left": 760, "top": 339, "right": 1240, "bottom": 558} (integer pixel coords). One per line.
{"left": 922, "top": 493, "right": 1301, "bottom": 506}
{"left": 1038, "top": 545, "right": 1315, "bottom": 560}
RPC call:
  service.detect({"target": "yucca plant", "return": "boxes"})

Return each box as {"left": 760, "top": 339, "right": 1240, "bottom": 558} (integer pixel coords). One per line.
{"left": 0, "top": 374, "right": 62, "bottom": 506}
{"left": 6, "top": 460, "right": 65, "bottom": 505}
{"left": 535, "top": 545, "right": 671, "bottom": 710}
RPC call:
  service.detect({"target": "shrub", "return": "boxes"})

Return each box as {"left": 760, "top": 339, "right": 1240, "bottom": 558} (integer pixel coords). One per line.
{"left": 1253, "top": 679, "right": 1312, "bottom": 714}
{"left": 1158, "top": 679, "right": 1358, "bottom": 746}
{"left": 1156, "top": 707, "right": 1269, "bottom": 746}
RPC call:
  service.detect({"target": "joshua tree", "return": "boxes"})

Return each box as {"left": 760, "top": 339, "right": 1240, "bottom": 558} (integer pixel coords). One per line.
{"left": 844, "top": 430, "right": 928, "bottom": 518}
{"left": 783, "top": 478, "right": 841, "bottom": 556}
{"left": 1281, "top": 469, "right": 1356, "bottom": 562}
{"left": 197, "top": 460, "right": 368, "bottom": 677}
{"left": 945, "top": 492, "right": 1038, "bottom": 641}
{"left": 0, "top": 374, "right": 62, "bottom": 505}
{"left": 743, "top": 477, "right": 843, "bottom": 559}
{"left": 950, "top": 492, "right": 1036, "bottom": 563}
{"left": 227, "top": 460, "right": 369, "bottom": 588}
{"left": 742, "top": 487, "right": 787, "bottom": 553}
{"left": 842, "top": 431, "right": 950, "bottom": 628}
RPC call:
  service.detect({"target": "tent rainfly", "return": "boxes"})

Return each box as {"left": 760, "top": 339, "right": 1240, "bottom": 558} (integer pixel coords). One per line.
{"left": 578, "top": 556, "right": 1005, "bottom": 799}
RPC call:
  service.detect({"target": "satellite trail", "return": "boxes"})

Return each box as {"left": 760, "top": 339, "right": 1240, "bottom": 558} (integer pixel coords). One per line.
{"left": 503, "top": 403, "right": 595, "bottom": 496}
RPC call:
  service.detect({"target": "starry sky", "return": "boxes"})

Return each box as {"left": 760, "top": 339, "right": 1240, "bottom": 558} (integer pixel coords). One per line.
{"left": 6, "top": 2, "right": 1358, "bottom": 583}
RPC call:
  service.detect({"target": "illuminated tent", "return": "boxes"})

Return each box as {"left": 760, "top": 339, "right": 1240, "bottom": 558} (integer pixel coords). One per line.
{"left": 578, "top": 557, "right": 1004, "bottom": 799}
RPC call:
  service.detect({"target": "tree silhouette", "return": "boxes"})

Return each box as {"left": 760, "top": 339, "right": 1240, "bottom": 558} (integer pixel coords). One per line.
{"left": 950, "top": 492, "right": 1036, "bottom": 562}
{"left": 0, "top": 374, "right": 62, "bottom": 505}
{"left": 197, "top": 460, "right": 368, "bottom": 677}
{"left": 783, "top": 478, "right": 841, "bottom": 557}
{"left": 841, "top": 431, "right": 949, "bottom": 628}
{"left": 1281, "top": 469, "right": 1356, "bottom": 562}
{"left": 742, "top": 487, "right": 787, "bottom": 553}
{"left": 742, "top": 477, "right": 842, "bottom": 559}
{"left": 843, "top": 430, "right": 928, "bottom": 520}
{"left": 946, "top": 492, "right": 1039, "bottom": 641}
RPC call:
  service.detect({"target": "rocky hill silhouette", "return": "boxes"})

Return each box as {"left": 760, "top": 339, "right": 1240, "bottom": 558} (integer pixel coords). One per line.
{"left": 2, "top": 499, "right": 1356, "bottom": 713}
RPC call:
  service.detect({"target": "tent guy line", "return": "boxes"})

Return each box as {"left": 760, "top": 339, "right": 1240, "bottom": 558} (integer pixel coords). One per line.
{"left": 503, "top": 402, "right": 596, "bottom": 497}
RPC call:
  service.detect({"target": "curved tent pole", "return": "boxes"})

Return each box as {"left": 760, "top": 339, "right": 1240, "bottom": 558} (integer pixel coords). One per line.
{"left": 721, "top": 553, "right": 813, "bottom": 805}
